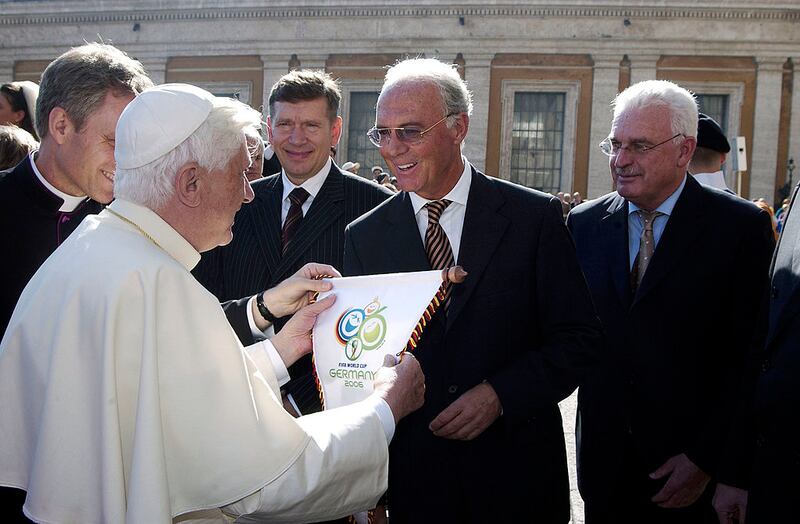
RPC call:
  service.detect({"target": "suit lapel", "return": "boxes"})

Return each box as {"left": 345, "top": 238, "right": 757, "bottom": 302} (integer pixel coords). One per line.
{"left": 766, "top": 183, "right": 800, "bottom": 347}
{"left": 271, "top": 165, "right": 345, "bottom": 284}
{"left": 446, "top": 169, "right": 509, "bottom": 331}
{"left": 599, "top": 194, "right": 632, "bottom": 308}
{"left": 632, "top": 176, "right": 705, "bottom": 306}
{"left": 246, "top": 175, "right": 283, "bottom": 275}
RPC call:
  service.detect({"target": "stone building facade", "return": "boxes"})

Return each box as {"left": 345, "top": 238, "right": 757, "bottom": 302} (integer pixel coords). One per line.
{"left": 1, "top": 0, "right": 798, "bottom": 202}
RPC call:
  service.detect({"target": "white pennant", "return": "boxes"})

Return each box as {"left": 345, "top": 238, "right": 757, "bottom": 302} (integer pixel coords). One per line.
{"left": 313, "top": 270, "right": 442, "bottom": 409}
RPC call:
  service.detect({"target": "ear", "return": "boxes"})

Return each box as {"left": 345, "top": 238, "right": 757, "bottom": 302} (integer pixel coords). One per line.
{"left": 48, "top": 107, "right": 72, "bottom": 145}
{"left": 266, "top": 115, "right": 274, "bottom": 143}
{"left": 174, "top": 162, "right": 202, "bottom": 208}
{"left": 331, "top": 116, "right": 343, "bottom": 146}
{"left": 676, "top": 136, "right": 697, "bottom": 169}
{"left": 451, "top": 113, "right": 470, "bottom": 145}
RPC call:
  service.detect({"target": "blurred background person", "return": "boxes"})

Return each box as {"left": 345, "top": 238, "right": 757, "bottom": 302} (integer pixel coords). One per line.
{"left": 0, "top": 125, "right": 38, "bottom": 170}
{"left": 245, "top": 127, "right": 265, "bottom": 182}
{"left": 0, "top": 81, "right": 39, "bottom": 140}
{"left": 753, "top": 198, "right": 779, "bottom": 241}
{"left": 342, "top": 160, "right": 360, "bottom": 176}
{"left": 688, "top": 112, "right": 732, "bottom": 193}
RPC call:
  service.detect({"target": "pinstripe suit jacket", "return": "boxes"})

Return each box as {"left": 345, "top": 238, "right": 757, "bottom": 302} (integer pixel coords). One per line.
{"left": 193, "top": 163, "right": 391, "bottom": 412}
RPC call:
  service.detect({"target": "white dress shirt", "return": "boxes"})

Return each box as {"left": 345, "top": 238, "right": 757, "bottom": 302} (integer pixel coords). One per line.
{"left": 408, "top": 156, "right": 472, "bottom": 262}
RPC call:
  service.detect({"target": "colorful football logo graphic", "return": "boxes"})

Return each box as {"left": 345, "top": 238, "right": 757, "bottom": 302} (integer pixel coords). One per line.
{"left": 335, "top": 298, "right": 388, "bottom": 361}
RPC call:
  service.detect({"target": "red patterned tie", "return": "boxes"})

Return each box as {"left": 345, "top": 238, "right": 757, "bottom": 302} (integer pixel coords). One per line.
{"left": 281, "top": 187, "right": 309, "bottom": 253}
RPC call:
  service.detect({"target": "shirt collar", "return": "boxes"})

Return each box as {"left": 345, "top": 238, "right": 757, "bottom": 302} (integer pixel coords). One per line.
{"left": 410, "top": 156, "right": 472, "bottom": 216}
{"left": 281, "top": 157, "right": 331, "bottom": 201}
{"left": 105, "top": 199, "right": 201, "bottom": 271}
{"left": 628, "top": 174, "right": 687, "bottom": 218}
{"left": 29, "top": 152, "right": 88, "bottom": 213}
{"left": 691, "top": 171, "right": 728, "bottom": 191}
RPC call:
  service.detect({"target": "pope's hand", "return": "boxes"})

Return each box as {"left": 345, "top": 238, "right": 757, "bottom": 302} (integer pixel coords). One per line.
{"left": 429, "top": 382, "right": 501, "bottom": 440}
{"left": 373, "top": 353, "right": 425, "bottom": 423}
{"left": 254, "top": 263, "right": 341, "bottom": 328}
{"left": 271, "top": 295, "right": 336, "bottom": 367}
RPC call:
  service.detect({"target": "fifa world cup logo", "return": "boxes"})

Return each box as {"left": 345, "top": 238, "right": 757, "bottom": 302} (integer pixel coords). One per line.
{"left": 335, "top": 298, "right": 388, "bottom": 361}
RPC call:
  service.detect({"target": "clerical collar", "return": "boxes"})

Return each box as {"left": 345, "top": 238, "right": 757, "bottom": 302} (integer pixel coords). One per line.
{"left": 29, "top": 152, "right": 89, "bottom": 213}
{"left": 410, "top": 156, "right": 472, "bottom": 216}
{"left": 280, "top": 157, "right": 330, "bottom": 202}
{"left": 105, "top": 199, "right": 201, "bottom": 271}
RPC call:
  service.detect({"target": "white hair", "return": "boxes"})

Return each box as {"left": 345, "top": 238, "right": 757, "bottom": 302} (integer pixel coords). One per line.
{"left": 612, "top": 80, "right": 698, "bottom": 138}
{"left": 382, "top": 58, "right": 473, "bottom": 125}
{"left": 115, "top": 97, "right": 261, "bottom": 208}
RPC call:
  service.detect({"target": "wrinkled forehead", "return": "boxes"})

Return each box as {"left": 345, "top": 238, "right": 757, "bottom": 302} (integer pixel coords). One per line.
{"left": 376, "top": 80, "right": 440, "bottom": 123}
{"left": 610, "top": 105, "right": 672, "bottom": 140}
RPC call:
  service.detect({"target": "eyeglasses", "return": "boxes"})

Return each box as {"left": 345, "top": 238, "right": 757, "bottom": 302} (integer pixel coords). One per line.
{"left": 367, "top": 113, "right": 457, "bottom": 148}
{"left": 599, "top": 133, "right": 683, "bottom": 157}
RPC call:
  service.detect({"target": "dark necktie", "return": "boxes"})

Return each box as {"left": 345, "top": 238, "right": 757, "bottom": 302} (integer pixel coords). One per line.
{"left": 425, "top": 199, "right": 455, "bottom": 302}
{"left": 281, "top": 187, "right": 309, "bottom": 253}
{"left": 631, "top": 209, "right": 663, "bottom": 292}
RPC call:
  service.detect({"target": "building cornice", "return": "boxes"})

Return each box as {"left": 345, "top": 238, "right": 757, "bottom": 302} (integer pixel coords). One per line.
{"left": 1, "top": 5, "right": 798, "bottom": 26}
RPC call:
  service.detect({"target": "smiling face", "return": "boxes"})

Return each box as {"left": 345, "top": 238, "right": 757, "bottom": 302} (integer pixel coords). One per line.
{"left": 245, "top": 134, "right": 265, "bottom": 182}
{"left": 267, "top": 97, "right": 341, "bottom": 185}
{"left": 55, "top": 90, "right": 134, "bottom": 203}
{"left": 609, "top": 105, "right": 695, "bottom": 211}
{"left": 375, "top": 81, "right": 467, "bottom": 200}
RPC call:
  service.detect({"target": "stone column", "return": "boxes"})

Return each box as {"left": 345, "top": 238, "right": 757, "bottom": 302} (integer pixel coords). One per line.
{"left": 790, "top": 57, "right": 800, "bottom": 191}
{"left": 628, "top": 54, "right": 659, "bottom": 85}
{"left": 587, "top": 55, "right": 622, "bottom": 198}
{"left": 462, "top": 54, "right": 493, "bottom": 172}
{"left": 750, "top": 57, "right": 785, "bottom": 201}
{"left": 139, "top": 57, "right": 167, "bottom": 85}
{"left": 296, "top": 54, "right": 327, "bottom": 71}
{"left": 0, "top": 59, "right": 14, "bottom": 83}
{"left": 261, "top": 55, "right": 290, "bottom": 119}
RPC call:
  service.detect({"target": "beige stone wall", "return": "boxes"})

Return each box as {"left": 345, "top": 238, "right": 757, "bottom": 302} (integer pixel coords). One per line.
{"left": 2, "top": 1, "right": 798, "bottom": 200}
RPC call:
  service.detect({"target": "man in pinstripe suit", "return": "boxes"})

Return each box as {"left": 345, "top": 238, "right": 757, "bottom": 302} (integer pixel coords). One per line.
{"left": 194, "top": 70, "right": 391, "bottom": 415}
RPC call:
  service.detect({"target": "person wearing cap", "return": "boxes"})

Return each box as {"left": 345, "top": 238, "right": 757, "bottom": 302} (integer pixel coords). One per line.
{"left": 193, "top": 70, "right": 391, "bottom": 417}
{"left": 688, "top": 113, "right": 733, "bottom": 193}
{"left": 371, "top": 165, "right": 383, "bottom": 179}
{"left": 0, "top": 43, "right": 151, "bottom": 347}
{"left": 0, "top": 83, "right": 425, "bottom": 524}
{"left": 342, "top": 160, "right": 360, "bottom": 175}
{"left": 0, "top": 81, "right": 39, "bottom": 140}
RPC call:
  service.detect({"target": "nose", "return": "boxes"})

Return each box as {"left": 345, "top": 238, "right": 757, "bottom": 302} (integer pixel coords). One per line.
{"left": 612, "top": 147, "right": 633, "bottom": 169}
{"left": 288, "top": 124, "right": 306, "bottom": 145}
{"left": 381, "top": 131, "right": 409, "bottom": 159}
{"left": 243, "top": 176, "right": 254, "bottom": 203}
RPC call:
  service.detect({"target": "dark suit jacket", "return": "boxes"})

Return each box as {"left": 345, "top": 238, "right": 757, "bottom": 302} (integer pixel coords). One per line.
{"left": 193, "top": 163, "right": 391, "bottom": 412}
{"left": 344, "top": 167, "right": 602, "bottom": 523}
{"left": 726, "top": 182, "right": 800, "bottom": 523}
{"left": 0, "top": 157, "right": 103, "bottom": 337}
{"left": 567, "top": 175, "right": 774, "bottom": 515}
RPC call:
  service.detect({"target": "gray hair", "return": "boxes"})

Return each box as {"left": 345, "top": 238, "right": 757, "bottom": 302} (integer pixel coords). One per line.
{"left": 114, "top": 97, "right": 261, "bottom": 209}
{"left": 382, "top": 58, "right": 473, "bottom": 126}
{"left": 36, "top": 43, "right": 152, "bottom": 140}
{"left": 612, "top": 80, "right": 698, "bottom": 138}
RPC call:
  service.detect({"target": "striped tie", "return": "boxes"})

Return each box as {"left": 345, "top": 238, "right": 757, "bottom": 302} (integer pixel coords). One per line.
{"left": 281, "top": 187, "right": 309, "bottom": 253}
{"left": 425, "top": 199, "right": 455, "bottom": 306}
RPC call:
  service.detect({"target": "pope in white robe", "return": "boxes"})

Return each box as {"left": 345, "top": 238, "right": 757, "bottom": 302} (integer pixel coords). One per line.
{"left": 0, "top": 83, "right": 424, "bottom": 524}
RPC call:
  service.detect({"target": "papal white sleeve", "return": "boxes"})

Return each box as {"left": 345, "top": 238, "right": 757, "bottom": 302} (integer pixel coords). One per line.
{"left": 222, "top": 396, "right": 390, "bottom": 523}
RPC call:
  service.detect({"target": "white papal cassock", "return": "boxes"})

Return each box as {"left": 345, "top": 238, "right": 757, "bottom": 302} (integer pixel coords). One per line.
{"left": 0, "top": 199, "right": 389, "bottom": 524}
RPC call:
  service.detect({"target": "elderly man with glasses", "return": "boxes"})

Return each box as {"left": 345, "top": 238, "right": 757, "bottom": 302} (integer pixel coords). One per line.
{"left": 567, "top": 80, "right": 775, "bottom": 524}
{"left": 343, "top": 57, "right": 603, "bottom": 523}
